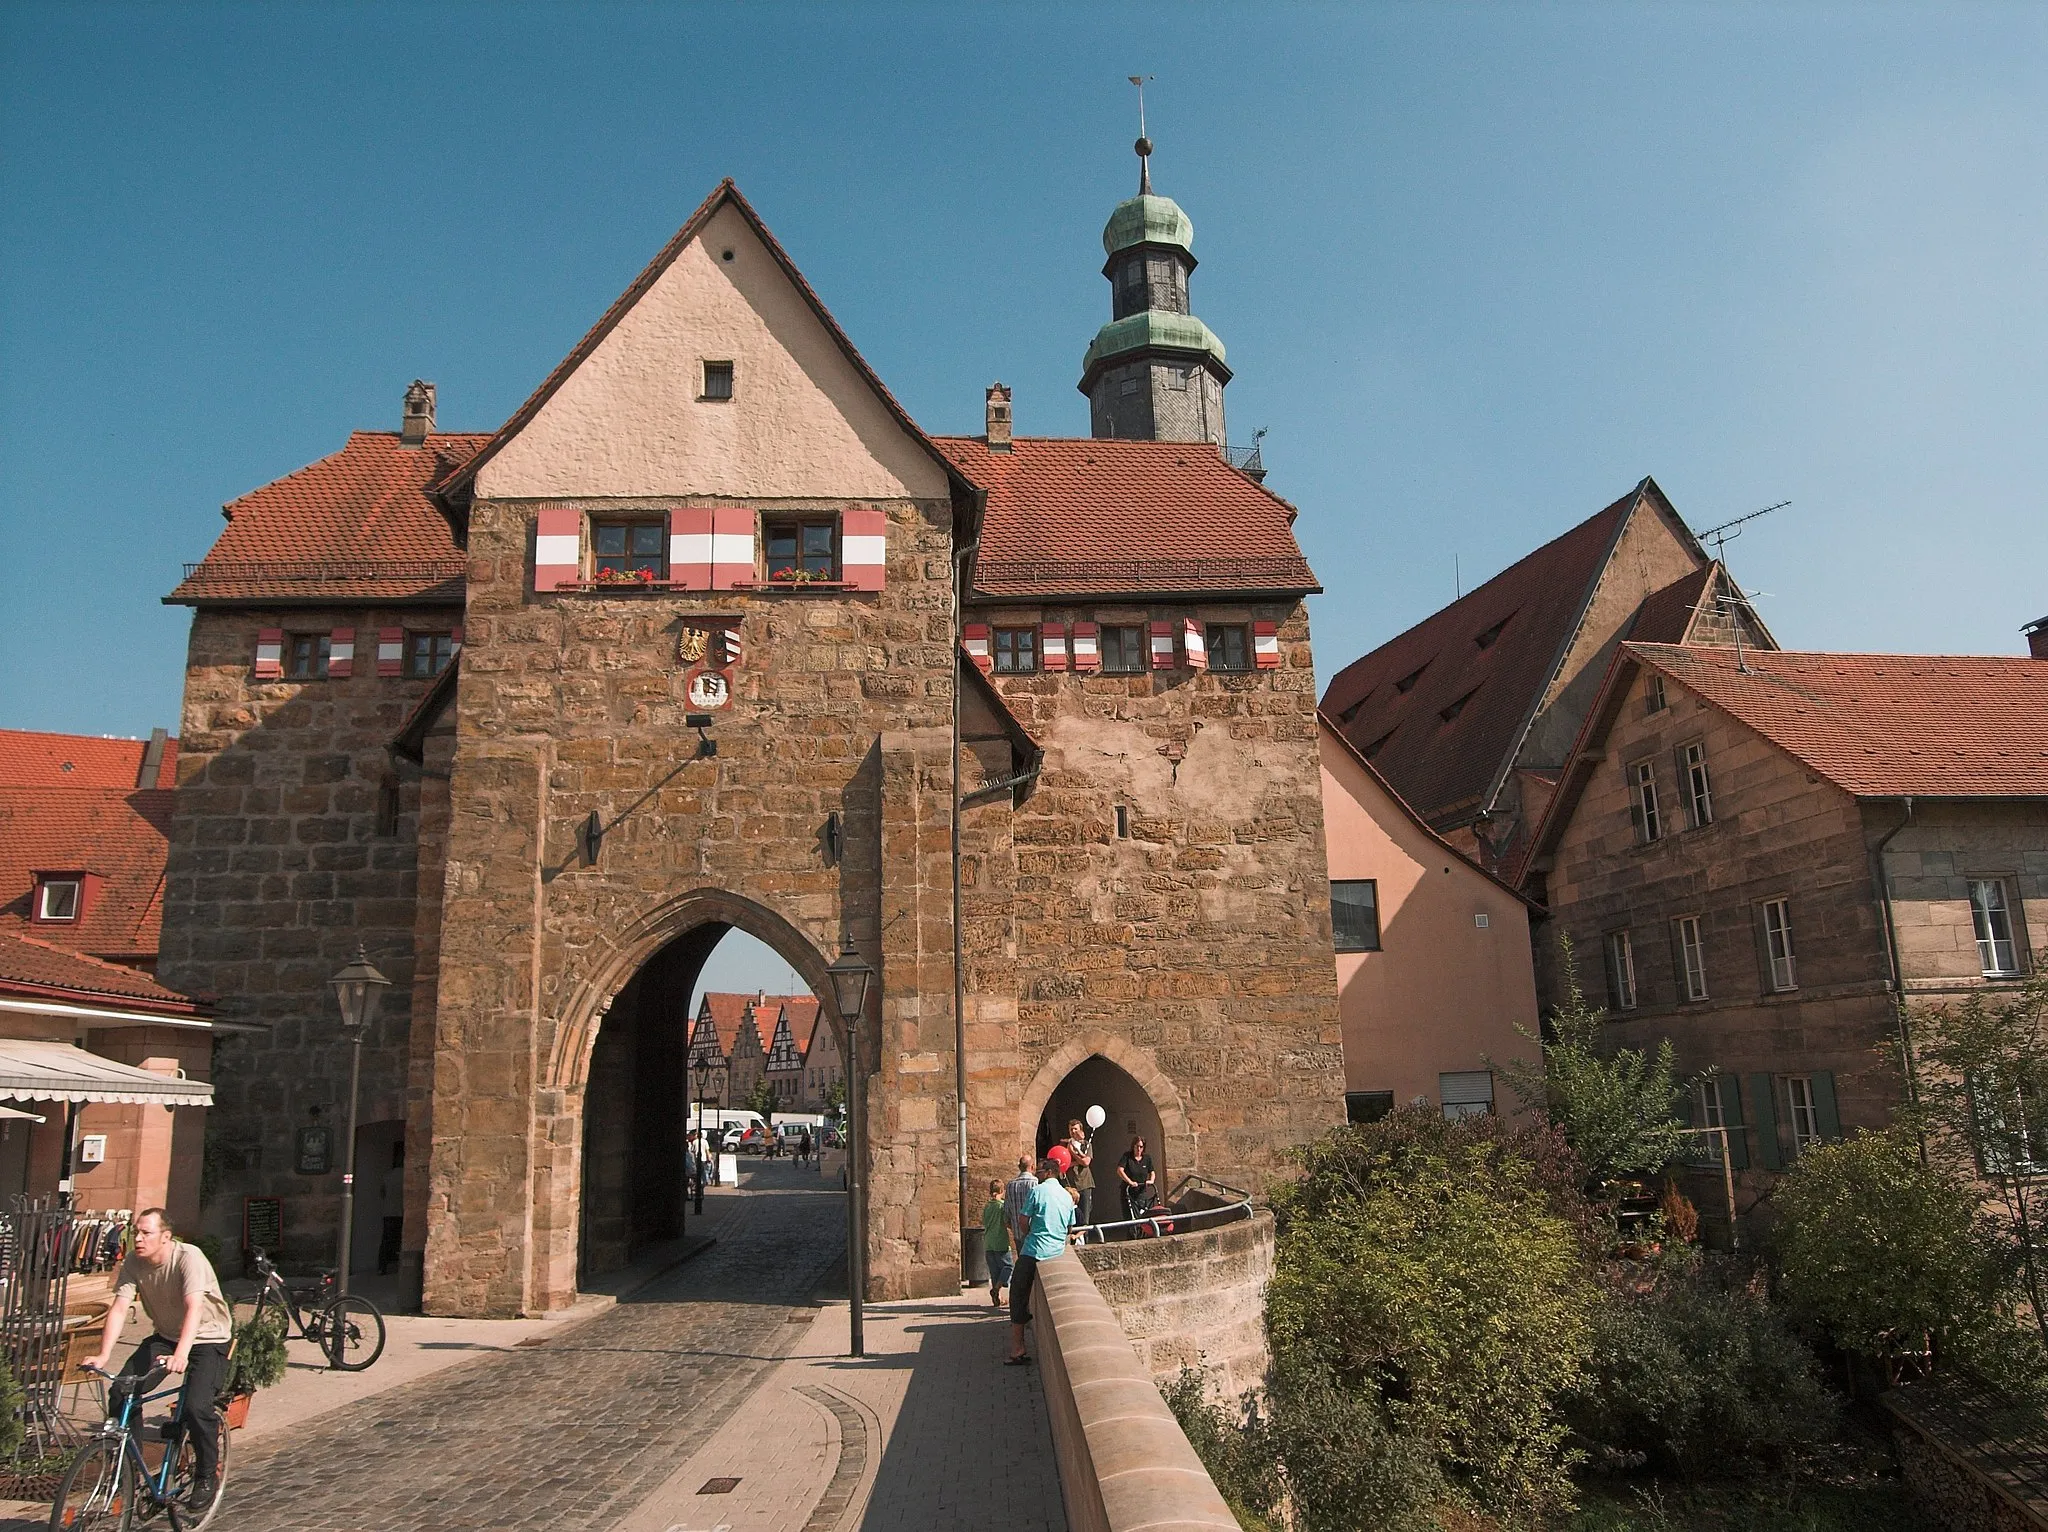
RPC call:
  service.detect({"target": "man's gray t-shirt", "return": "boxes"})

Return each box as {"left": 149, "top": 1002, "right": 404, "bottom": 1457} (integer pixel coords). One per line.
{"left": 1003, "top": 1172, "right": 1038, "bottom": 1239}
{"left": 114, "top": 1241, "right": 232, "bottom": 1345}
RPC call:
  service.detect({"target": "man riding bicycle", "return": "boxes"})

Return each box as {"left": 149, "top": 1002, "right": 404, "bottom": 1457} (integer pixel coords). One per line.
{"left": 85, "top": 1208, "right": 232, "bottom": 1514}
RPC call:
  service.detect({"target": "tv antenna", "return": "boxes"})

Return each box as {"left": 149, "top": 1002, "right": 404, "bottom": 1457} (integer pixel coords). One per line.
{"left": 1692, "top": 500, "right": 1789, "bottom": 564}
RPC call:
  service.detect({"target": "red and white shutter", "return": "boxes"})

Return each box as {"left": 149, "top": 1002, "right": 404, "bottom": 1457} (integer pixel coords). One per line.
{"left": 1041, "top": 621, "right": 1069, "bottom": 671}
{"left": 535, "top": 507, "right": 582, "bottom": 591}
{"left": 450, "top": 626, "right": 464, "bottom": 653}
{"left": 377, "top": 627, "right": 404, "bottom": 677}
{"left": 1150, "top": 621, "right": 1176, "bottom": 671}
{"left": 711, "top": 507, "right": 756, "bottom": 589}
{"left": 1071, "top": 622, "right": 1101, "bottom": 672}
{"left": 1253, "top": 619, "right": 1281, "bottom": 669}
{"left": 1183, "top": 618, "right": 1208, "bottom": 672}
{"left": 253, "top": 628, "right": 283, "bottom": 679}
{"left": 963, "top": 623, "right": 993, "bottom": 674}
{"left": 327, "top": 627, "right": 355, "bottom": 678}
{"left": 668, "top": 507, "right": 713, "bottom": 591}
{"left": 840, "top": 508, "right": 887, "bottom": 592}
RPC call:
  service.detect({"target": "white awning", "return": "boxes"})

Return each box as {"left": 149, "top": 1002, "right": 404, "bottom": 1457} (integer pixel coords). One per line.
{"left": 0, "top": 1041, "right": 213, "bottom": 1106}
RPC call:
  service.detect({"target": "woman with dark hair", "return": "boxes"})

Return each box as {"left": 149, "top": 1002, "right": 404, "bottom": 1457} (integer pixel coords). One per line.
{"left": 1115, "top": 1137, "right": 1156, "bottom": 1224}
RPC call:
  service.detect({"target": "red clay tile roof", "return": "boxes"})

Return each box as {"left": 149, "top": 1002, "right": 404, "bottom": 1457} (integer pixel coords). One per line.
{"left": 167, "top": 432, "right": 488, "bottom": 605}
{"left": 937, "top": 436, "right": 1319, "bottom": 599}
{"left": 1321, "top": 484, "right": 1648, "bottom": 825}
{"left": 0, "top": 767, "right": 173, "bottom": 963}
{"left": 1627, "top": 566, "right": 1714, "bottom": 644}
{"left": 0, "top": 730, "right": 176, "bottom": 791}
{"left": 0, "top": 930, "right": 205, "bottom": 1013}
{"left": 1630, "top": 645, "right": 2048, "bottom": 798}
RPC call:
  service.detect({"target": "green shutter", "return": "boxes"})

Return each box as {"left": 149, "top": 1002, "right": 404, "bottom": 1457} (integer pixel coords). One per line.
{"left": 1719, "top": 1075, "right": 1749, "bottom": 1170}
{"left": 1812, "top": 1070, "right": 1841, "bottom": 1141}
{"left": 1749, "top": 1073, "right": 1781, "bottom": 1170}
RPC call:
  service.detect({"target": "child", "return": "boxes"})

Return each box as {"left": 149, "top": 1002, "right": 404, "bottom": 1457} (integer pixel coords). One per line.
{"left": 981, "top": 1178, "right": 1013, "bottom": 1308}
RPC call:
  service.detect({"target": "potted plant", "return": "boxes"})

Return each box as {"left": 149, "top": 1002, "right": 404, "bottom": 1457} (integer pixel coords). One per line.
{"left": 222, "top": 1311, "right": 286, "bottom": 1428}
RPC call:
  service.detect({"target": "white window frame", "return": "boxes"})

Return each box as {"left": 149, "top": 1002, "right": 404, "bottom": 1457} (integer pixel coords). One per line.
{"left": 1784, "top": 1075, "right": 1822, "bottom": 1154}
{"left": 1764, "top": 898, "right": 1797, "bottom": 991}
{"left": 1677, "top": 915, "right": 1708, "bottom": 1002}
{"left": 1682, "top": 741, "right": 1714, "bottom": 827}
{"left": 1692, "top": 1078, "right": 1725, "bottom": 1131}
{"left": 1969, "top": 878, "right": 2022, "bottom": 977}
{"left": 1645, "top": 675, "right": 1667, "bottom": 714}
{"left": 1605, "top": 930, "right": 1638, "bottom": 1011}
{"left": 1631, "top": 760, "right": 1663, "bottom": 843}
{"left": 35, "top": 879, "right": 81, "bottom": 922}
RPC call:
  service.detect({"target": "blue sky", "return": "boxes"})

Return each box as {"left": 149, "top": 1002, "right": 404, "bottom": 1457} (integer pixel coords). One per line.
{"left": 4, "top": 0, "right": 2043, "bottom": 750}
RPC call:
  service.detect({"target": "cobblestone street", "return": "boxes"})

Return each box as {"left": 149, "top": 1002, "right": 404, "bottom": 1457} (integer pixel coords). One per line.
{"left": 211, "top": 1168, "right": 848, "bottom": 1532}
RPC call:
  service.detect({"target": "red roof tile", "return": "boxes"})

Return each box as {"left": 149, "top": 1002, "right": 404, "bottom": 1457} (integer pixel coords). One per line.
{"left": 0, "top": 730, "right": 176, "bottom": 790}
{"left": 1321, "top": 484, "right": 1646, "bottom": 824}
{"left": 0, "top": 930, "right": 204, "bottom": 1013}
{"left": 1627, "top": 566, "right": 1714, "bottom": 644}
{"left": 1629, "top": 645, "right": 2048, "bottom": 798}
{"left": 0, "top": 779, "right": 173, "bottom": 962}
{"left": 167, "top": 432, "right": 487, "bottom": 605}
{"left": 937, "top": 436, "right": 1319, "bottom": 598}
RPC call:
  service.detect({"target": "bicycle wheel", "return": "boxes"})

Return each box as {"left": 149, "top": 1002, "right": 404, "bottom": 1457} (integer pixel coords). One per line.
{"left": 166, "top": 1414, "right": 229, "bottom": 1531}
{"left": 316, "top": 1293, "right": 386, "bottom": 1370}
{"left": 50, "top": 1436, "right": 133, "bottom": 1531}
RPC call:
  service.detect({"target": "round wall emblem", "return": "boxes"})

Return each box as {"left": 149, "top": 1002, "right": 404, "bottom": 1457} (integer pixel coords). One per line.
{"left": 685, "top": 667, "right": 733, "bottom": 711}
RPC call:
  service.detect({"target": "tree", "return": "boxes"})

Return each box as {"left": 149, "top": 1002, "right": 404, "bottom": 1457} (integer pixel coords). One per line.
{"left": 1894, "top": 974, "right": 2048, "bottom": 1353}
{"left": 1773, "top": 1128, "right": 2020, "bottom": 1385}
{"left": 1495, "top": 934, "right": 1690, "bottom": 1192}
{"left": 743, "top": 1074, "right": 778, "bottom": 1124}
{"left": 822, "top": 1078, "right": 847, "bottom": 1122}
{"left": 1268, "top": 1109, "right": 1597, "bottom": 1526}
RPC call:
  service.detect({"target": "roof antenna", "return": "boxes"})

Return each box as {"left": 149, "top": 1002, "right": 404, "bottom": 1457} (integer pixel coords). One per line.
{"left": 1455, "top": 554, "right": 1461, "bottom": 600}
{"left": 1129, "top": 74, "right": 1155, "bottom": 193}
{"left": 1691, "top": 501, "right": 1788, "bottom": 677}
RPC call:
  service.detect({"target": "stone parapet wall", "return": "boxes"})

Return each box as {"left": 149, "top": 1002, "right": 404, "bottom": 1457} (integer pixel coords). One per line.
{"left": 1033, "top": 1250, "right": 1241, "bottom": 1532}
{"left": 1078, "top": 1209, "right": 1274, "bottom": 1402}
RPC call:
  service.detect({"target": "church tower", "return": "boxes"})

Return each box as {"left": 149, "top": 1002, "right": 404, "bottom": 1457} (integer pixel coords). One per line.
{"left": 1079, "top": 134, "right": 1231, "bottom": 444}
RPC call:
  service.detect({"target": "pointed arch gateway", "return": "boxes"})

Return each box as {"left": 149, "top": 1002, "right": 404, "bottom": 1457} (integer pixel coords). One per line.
{"left": 1017, "top": 1032, "right": 1194, "bottom": 1221}
{"left": 534, "top": 888, "right": 853, "bottom": 1293}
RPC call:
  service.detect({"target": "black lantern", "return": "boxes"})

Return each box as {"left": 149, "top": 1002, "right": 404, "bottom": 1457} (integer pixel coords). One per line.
{"left": 327, "top": 945, "right": 389, "bottom": 1316}
{"left": 328, "top": 945, "right": 390, "bottom": 1036}
{"left": 825, "top": 936, "right": 873, "bottom": 1025}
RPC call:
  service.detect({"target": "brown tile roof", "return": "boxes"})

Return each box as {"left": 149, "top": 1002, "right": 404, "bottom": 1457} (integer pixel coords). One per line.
{"left": 1630, "top": 644, "right": 2048, "bottom": 798}
{"left": 694, "top": 992, "right": 751, "bottom": 1057}
{"left": 0, "top": 930, "right": 205, "bottom": 1014}
{"left": 167, "top": 431, "right": 487, "bottom": 605}
{"left": 938, "top": 436, "right": 1319, "bottom": 599}
{"left": 1627, "top": 566, "right": 1714, "bottom": 644}
{"left": 0, "top": 730, "right": 177, "bottom": 791}
{"left": 1321, "top": 483, "right": 1647, "bottom": 824}
{"left": 0, "top": 782, "right": 174, "bottom": 963}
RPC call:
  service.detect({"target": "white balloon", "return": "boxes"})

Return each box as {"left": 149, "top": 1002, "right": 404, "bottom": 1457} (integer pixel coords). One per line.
{"left": 1085, "top": 1104, "right": 1106, "bottom": 1131}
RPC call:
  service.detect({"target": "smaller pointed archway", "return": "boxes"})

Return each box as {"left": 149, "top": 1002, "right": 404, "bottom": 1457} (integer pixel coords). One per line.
{"left": 1018, "top": 1034, "right": 1192, "bottom": 1227}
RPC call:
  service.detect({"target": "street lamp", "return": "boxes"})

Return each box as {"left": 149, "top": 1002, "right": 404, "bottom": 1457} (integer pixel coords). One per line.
{"left": 328, "top": 945, "right": 390, "bottom": 1309}
{"left": 692, "top": 1057, "right": 712, "bottom": 1204}
{"left": 824, "top": 934, "right": 874, "bottom": 1358}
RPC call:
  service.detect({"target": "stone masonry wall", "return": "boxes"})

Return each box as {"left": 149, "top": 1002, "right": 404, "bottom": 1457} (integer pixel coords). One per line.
{"left": 970, "top": 599, "right": 1347, "bottom": 1205}
{"left": 424, "top": 494, "right": 965, "bottom": 1315}
{"left": 161, "top": 602, "right": 460, "bottom": 1268}
{"left": 1077, "top": 1211, "right": 1275, "bottom": 1401}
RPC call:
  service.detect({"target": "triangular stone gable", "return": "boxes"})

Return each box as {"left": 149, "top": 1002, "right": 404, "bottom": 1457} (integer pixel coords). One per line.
{"left": 474, "top": 193, "right": 951, "bottom": 504}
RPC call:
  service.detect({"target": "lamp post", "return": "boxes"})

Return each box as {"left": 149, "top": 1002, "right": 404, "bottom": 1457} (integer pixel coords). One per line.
{"left": 328, "top": 945, "right": 390, "bottom": 1306}
{"left": 824, "top": 934, "right": 874, "bottom": 1359}
{"left": 692, "top": 1057, "right": 712, "bottom": 1200}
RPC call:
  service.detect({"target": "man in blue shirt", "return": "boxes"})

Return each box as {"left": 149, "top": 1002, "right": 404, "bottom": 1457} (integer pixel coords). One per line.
{"left": 1006, "top": 1158, "right": 1076, "bottom": 1365}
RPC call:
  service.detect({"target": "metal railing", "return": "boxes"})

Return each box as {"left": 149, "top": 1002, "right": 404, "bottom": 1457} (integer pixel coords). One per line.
{"left": 1, "top": 1198, "right": 78, "bottom": 1457}
{"left": 177, "top": 558, "right": 465, "bottom": 586}
{"left": 1072, "top": 1174, "right": 1253, "bottom": 1247}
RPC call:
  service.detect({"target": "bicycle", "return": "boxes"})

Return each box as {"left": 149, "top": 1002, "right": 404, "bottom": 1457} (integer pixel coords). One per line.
{"left": 242, "top": 1249, "right": 386, "bottom": 1371}
{"left": 50, "top": 1362, "right": 230, "bottom": 1530}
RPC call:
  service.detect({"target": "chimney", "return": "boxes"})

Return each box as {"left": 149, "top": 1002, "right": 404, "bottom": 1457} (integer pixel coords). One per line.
{"left": 135, "top": 727, "right": 168, "bottom": 789}
{"left": 2026, "top": 615, "right": 2048, "bottom": 660}
{"left": 984, "top": 383, "right": 1013, "bottom": 451}
{"left": 400, "top": 380, "right": 436, "bottom": 446}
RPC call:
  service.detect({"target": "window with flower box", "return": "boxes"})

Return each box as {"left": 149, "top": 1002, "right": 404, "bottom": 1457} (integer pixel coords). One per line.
{"left": 764, "top": 517, "right": 837, "bottom": 583}
{"left": 593, "top": 520, "right": 667, "bottom": 584}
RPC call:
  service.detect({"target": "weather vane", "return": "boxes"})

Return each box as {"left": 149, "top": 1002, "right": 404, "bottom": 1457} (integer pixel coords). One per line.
{"left": 1129, "top": 74, "right": 1155, "bottom": 192}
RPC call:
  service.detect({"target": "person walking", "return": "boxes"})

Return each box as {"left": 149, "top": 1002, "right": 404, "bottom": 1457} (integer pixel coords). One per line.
{"left": 687, "top": 1132, "right": 706, "bottom": 1213}
{"left": 1006, "top": 1158, "right": 1076, "bottom": 1365}
{"left": 1115, "top": 1136, "right": 1157, "bottom": 1224}
{"left": 799, "top": 1127, "right": 813, "bottom": 1167}
{"left": 1063, "top": 1119, "right": 1095, "bottom": 1227}
{"left": 86, "top": 1209, "right": 232, "bottom": 1514}
{"left": 980, "top": 1178, "right": 1012, "bottom": 1309}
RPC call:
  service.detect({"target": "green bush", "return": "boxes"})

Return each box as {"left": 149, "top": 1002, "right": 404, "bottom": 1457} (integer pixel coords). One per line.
{"left": 1565, "top": 1251, "right": 1836, "bottom": 1477}
{"left": 1161, "top": 1367, "right": 1280, "bottom": 1531}
{"left": 227, "top": 1310, "right": 288, "bottom": 1394}
{"left": 0, "top": 1356, "right": 22, "bottom": 1461}
{"left": 1270, "top": 1108, "right": 1598, "bottom": 1526}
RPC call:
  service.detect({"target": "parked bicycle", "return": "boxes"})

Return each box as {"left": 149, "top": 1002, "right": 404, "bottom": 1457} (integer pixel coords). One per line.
{"left": 242, "top": 1249, "right": 386, "bottom": 1372}
{"left": 50, "top": 1362, "right": 229, "bottom": 1530}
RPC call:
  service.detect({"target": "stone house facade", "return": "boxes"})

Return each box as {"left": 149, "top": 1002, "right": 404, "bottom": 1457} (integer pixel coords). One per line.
{"left": 1521, "top": 643, "right": 2048, "bottom": 1205}
{"left": 163, "top": 177, "right": 1347, "bottom": 1314}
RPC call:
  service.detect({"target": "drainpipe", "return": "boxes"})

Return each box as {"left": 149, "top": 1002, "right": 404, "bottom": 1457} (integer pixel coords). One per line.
{"left": 951, "top": 537, "right": 980, "bottom": 1255}
{"left": 1870, "top": 796, "right": 1926, "bottom": 1164}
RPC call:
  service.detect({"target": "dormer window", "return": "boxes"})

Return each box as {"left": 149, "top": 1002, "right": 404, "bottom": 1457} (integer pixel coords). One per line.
{"left": 1439, "top": 689, "right": 1477, "bottom": 723}
{"left": 34, "top": 876, "right": 81, "bottom": 922}
{"left": 1474, "top": 618, "right": 1508, "bottom": 650}
{"left": 1395, "top": 664, "right": 1428, "bottom": 694}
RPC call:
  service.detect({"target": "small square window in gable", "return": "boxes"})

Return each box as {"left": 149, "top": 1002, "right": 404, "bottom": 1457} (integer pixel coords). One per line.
{"left": 702, "top": 361, "right": 734, "bottom": 401}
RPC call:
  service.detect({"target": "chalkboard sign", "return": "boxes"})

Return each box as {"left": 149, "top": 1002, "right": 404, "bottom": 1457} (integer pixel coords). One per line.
{"left": 295, "top": 1125, "right": 331, "bottom": 1175}
{"left": 242, "top": 1196, "right": 283, "bottom": 1257}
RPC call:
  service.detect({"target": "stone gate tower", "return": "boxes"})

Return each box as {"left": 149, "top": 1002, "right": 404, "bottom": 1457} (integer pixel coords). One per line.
{"left": 1079, "top": 136, "right": 1231, "bottom": 444}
